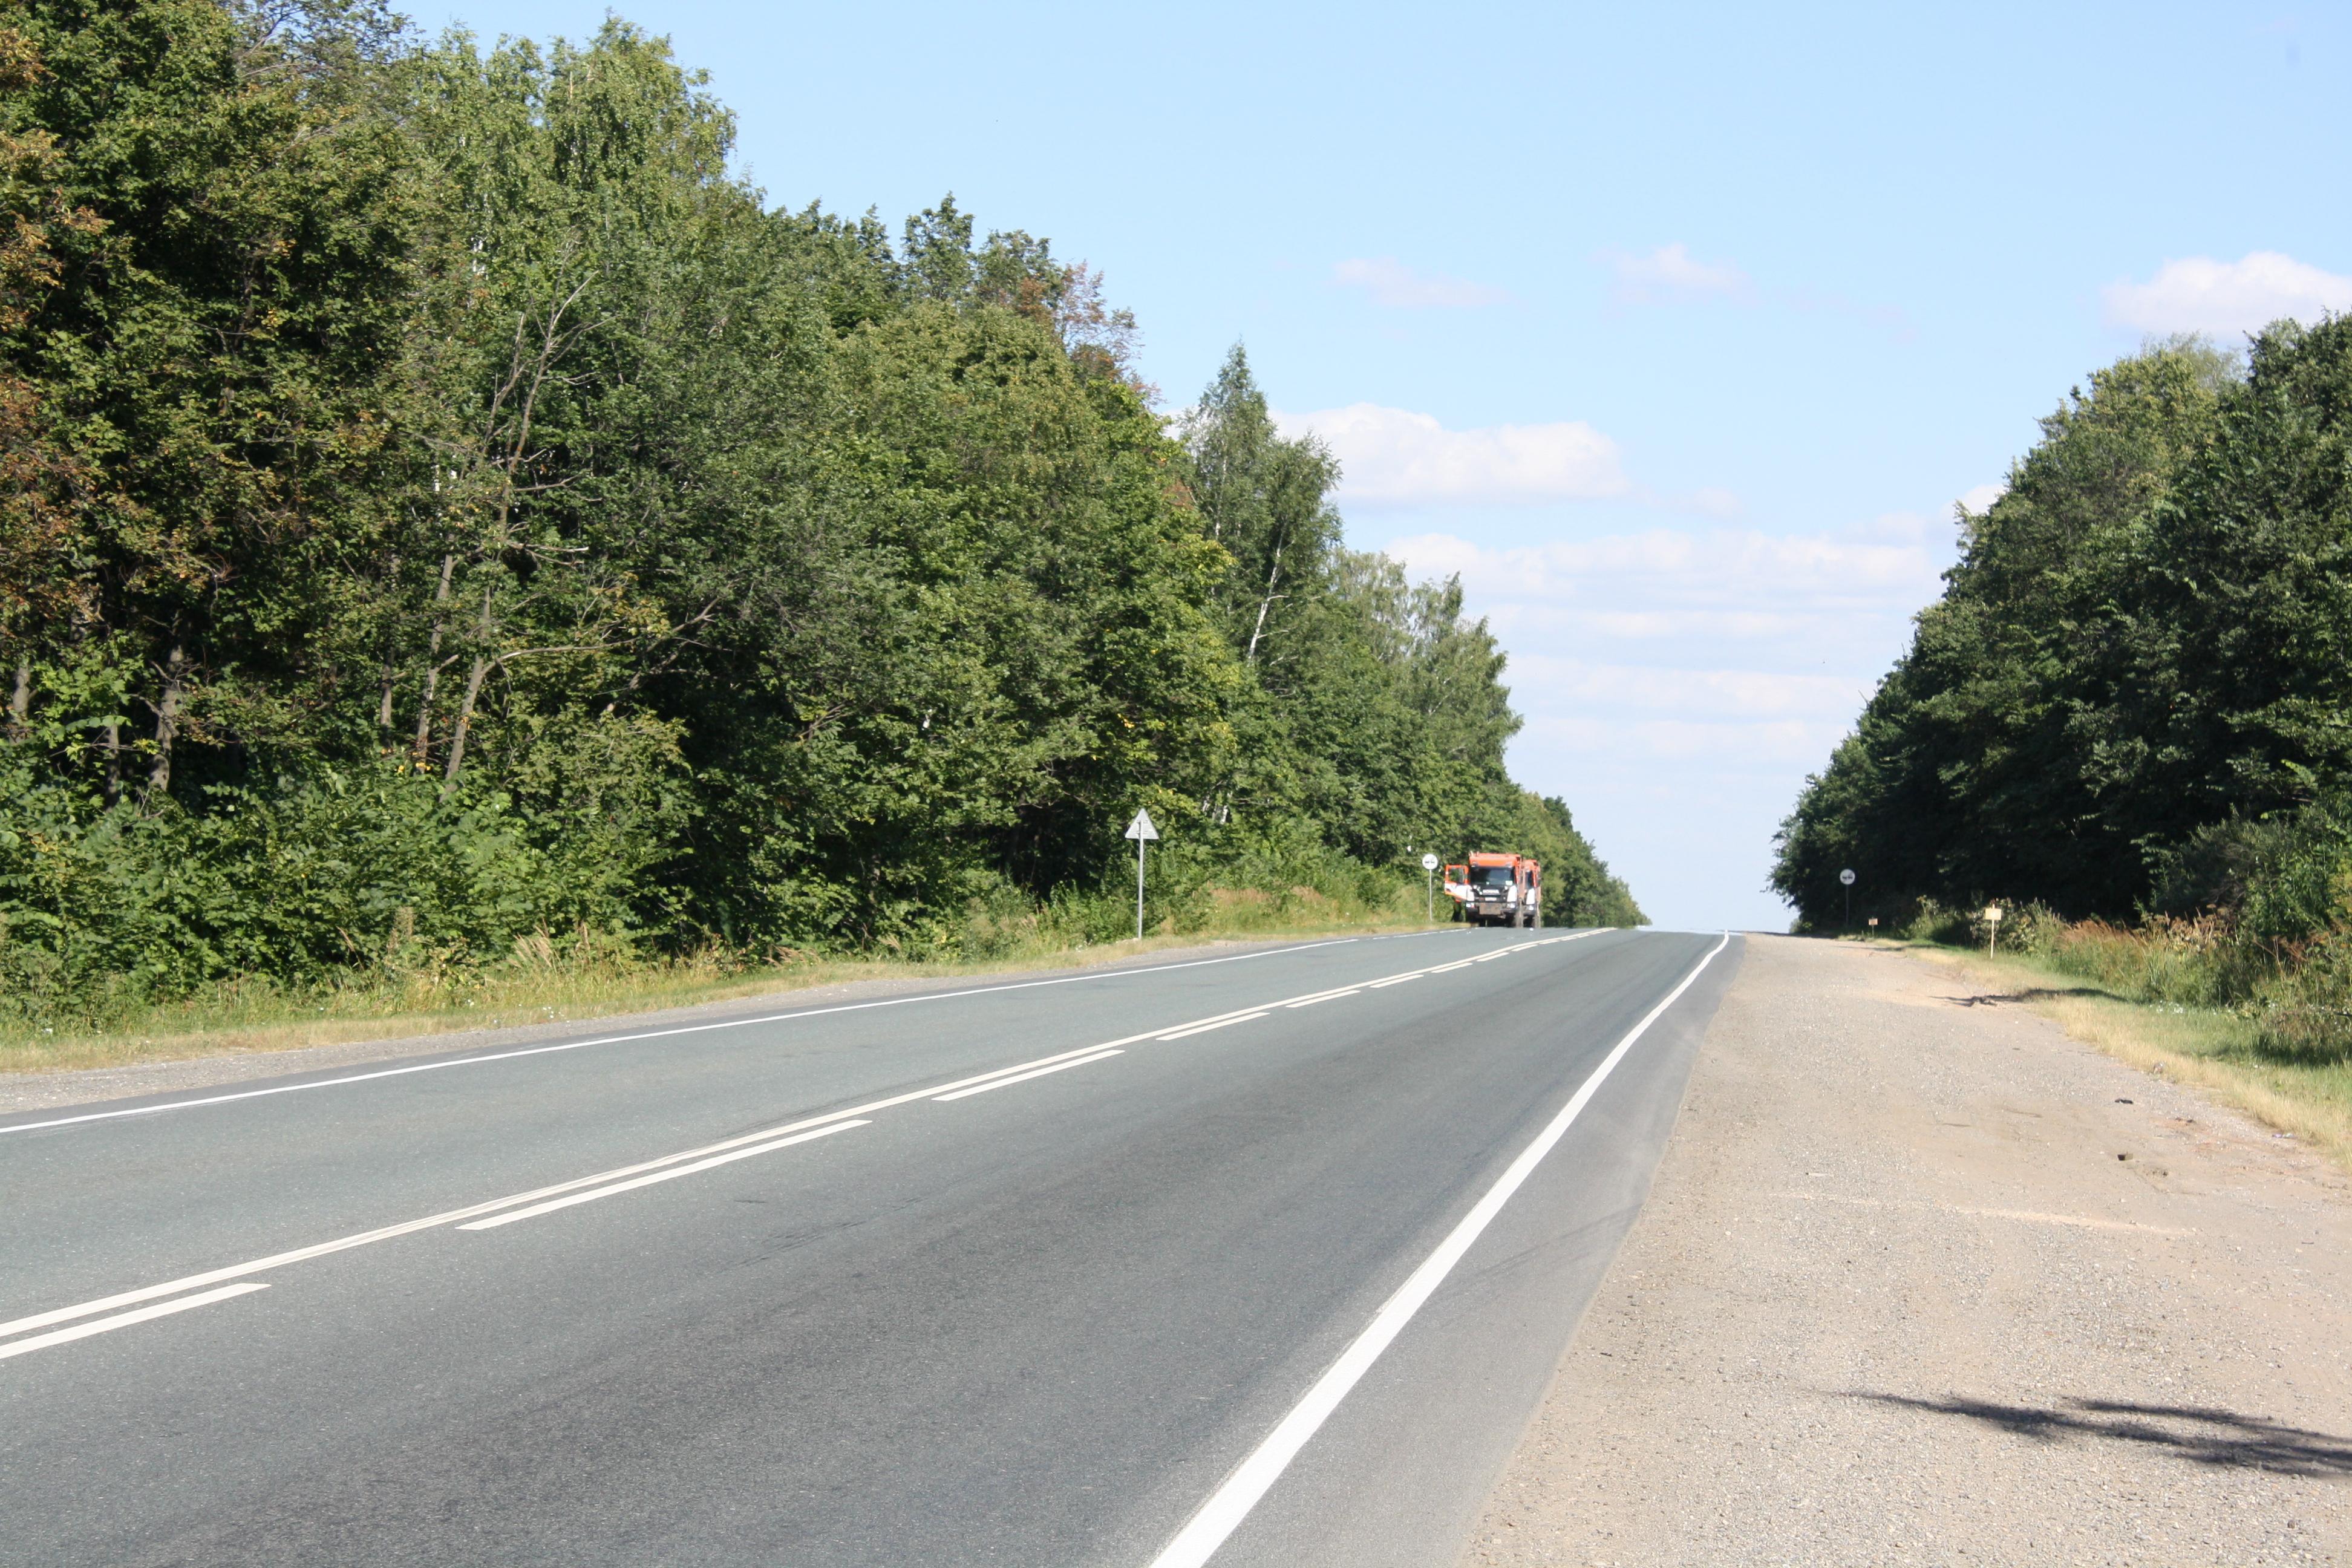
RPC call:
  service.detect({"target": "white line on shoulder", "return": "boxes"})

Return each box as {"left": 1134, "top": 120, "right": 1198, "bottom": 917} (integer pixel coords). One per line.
{"left": 1146, "top": 931, "right": 1728, "bottom": 1568}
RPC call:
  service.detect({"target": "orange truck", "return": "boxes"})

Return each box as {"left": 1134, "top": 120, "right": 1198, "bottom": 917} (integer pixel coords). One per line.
{"left": 1442, "top": 852, "right": 1542, "bottom": 928}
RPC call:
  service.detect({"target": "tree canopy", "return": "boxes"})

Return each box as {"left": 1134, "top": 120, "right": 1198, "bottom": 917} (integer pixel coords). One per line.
{"left": 1772, "top": 324, "right": 2352, "bottom": 935}
{"left": 0, "top": 3, "right": 1638, "bottom": 1015}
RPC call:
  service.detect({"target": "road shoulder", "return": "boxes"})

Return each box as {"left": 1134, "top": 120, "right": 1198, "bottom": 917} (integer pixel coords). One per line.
{"left": 1462, "top": 933, "right": 2352, "bottom": 1567}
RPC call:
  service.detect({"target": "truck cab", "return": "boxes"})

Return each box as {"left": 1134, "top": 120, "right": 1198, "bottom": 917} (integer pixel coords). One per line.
{"left": 1448, "top": 853, "right": 1541, "bottom": 927}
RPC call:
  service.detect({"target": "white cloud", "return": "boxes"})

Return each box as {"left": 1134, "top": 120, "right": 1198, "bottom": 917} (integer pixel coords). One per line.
{"left": 2103, "top": 252, "right": 2352, "bottom": 336}
{"left": 1384, "top": 518, "right": 1949, "bottom": 633}
{"left": 1526, "top": 711, "right": 1850, "bottom": 769}
{"left": 1958, "top": 482, "right": 2005, "bottom": 515}
{"left": 1276, "top": 404, "right": 1628, "bottom": 505}
{"left": 1604, "top": 241, "right": 1752, "bottom": 304}
{"left": 1507, "top": 656, "right": 1870, "bottom": 721}
{"left": 1331, "top": 257, "right": 1515, "bottom": 309}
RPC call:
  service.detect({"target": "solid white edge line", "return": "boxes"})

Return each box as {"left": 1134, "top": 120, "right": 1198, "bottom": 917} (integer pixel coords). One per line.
{"left": 0, "top": 1282, "right": 270, "bottom": 1363}
{"left": 0, "top": 936, "right": 1388, "bottom": 1138}
{"left": 930, "top": 1050, "right": 1125, "bottom": 1102}
{"left": 1145, "top": 930, "right": 1731, "bottom": 1568}
{"left": 0, "top": 929, "right": 1610, "bottom": 1344}
{"left": 458, "top": 1121, "right": 870, "bottom": 1230}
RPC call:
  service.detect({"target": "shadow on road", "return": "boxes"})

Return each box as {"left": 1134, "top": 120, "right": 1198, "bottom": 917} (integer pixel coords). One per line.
{"left": 1847, "top": 1392, "right": 2352, "bottom": 1477}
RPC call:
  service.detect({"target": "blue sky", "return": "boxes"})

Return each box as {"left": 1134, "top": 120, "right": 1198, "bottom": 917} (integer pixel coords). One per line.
{"left": 439, "top": 1, "right": 2352, "bottom": 929}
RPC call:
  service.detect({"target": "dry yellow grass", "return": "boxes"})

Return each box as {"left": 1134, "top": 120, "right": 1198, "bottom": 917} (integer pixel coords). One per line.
{"left": 1, "top": 914, "right": 1438, "bottom": 1080}
{"left": 1900, "top": 941, "right": 2352, "bottom": 1172}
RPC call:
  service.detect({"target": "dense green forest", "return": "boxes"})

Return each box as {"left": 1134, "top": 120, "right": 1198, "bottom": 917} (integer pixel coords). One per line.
{"left": 0, "top": 2, "right": 1638, "bottom": 1024}
{"left": 1772, "top": 322, "right": 2352, "bottom": 1056}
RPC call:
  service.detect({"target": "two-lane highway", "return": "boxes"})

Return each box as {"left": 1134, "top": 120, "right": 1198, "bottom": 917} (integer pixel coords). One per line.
{"left": 0, "top": 925, "right": 1740, "bottom": 1566}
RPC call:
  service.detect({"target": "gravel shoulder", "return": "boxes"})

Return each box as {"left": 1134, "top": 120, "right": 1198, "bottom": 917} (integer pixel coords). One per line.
{"left": 1462, "top": 933, "right": 2352, "bottom": 1567}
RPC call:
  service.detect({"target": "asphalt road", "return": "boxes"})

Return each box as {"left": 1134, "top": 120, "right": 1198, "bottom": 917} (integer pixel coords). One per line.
{"left": 0, "top": 924, "right": 1739, "bottom": 1567}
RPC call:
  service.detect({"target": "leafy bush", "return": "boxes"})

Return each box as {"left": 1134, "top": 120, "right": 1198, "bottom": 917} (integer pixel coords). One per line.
{"left": 0, "top": 756, "right": 679, "bottom": 1025}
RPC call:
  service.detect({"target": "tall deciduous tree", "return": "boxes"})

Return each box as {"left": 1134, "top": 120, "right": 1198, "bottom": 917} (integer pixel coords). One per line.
{"left": 1774, "top": 325, "right": 2352, "bottom": 931}
{"left": 0, "top": 4, "right": 1638, "bottom": 1014}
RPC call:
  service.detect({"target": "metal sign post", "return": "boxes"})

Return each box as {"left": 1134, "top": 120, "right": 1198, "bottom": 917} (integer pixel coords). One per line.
{"left": 1125, "top": 809, "right": 1160, "bottom": 941}
{"left": 1420, "top": 852, "right": 1439, "bottom": 926}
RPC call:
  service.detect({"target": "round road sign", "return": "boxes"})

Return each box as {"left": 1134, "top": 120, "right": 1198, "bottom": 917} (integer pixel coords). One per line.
{"left": 1839, "top": 867, "right": 1856, "bottom": 886}
{"left": 1420, "top": 852, "right": 1440, "bottom": 871}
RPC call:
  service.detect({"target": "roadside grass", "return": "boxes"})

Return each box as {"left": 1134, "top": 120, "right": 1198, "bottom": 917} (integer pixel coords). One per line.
{"left": 0, "top": 899, "right": 1458, "bottom": 1080}
{"left": 1892, "top": 939, "right": 2352, "bottom": 1171}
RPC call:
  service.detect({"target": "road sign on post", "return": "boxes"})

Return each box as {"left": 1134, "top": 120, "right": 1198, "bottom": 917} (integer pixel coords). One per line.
{"left": 1984, "top": 903, "right": 2002, "bottom": 956}
{"left": 1125, "top": 809, "right": 1160, "bottom": 941}
{"left": 1840, "top": 867, "right": 1856, "bottom": 930}
{"left": 1421, "top": 852, "right": 1439, "bottom": 926}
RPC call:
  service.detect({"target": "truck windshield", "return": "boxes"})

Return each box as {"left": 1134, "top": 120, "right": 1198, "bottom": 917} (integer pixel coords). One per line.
{"left": 1473, "top": 866, "right": 1517, "bottom": 886}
